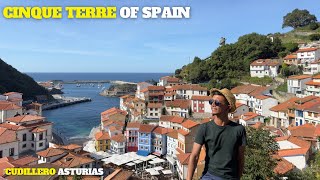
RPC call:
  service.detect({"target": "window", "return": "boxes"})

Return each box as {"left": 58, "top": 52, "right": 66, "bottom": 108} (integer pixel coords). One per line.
{"left": 155, "top": 108, "right": 158, "bottom": 111}
{"left": 155, "top": 113, "right": 158, "bottom": 116}
{"left": 0, "top": 151, "right": 2, "bottom": 158}
{"left": 150, "top": 113, "right": 153, "bottom": 116}
{"left": 32, "top": 134, "right": 34, "bottom": 141}
{"left": 39, "top": 133, "right": 43, "bottom": 140}
{"left": 31, "top": 143, "right": 34, "bottom": 148}
{"left": 22, "top": 144, "right": 27, "bottom": 148}
{"left": 39, "top": 143, "right": 43, "bottom": 147}
{"left": 9, "top": 148, "right": 14, "bottom": 156}
{"left": 23, "top": 134, "right": 27, "bottom": 141}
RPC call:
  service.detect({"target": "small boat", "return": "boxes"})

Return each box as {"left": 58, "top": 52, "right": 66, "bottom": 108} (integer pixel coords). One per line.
{"left": 76, "top": 84, "right": 81, "bottom": 87}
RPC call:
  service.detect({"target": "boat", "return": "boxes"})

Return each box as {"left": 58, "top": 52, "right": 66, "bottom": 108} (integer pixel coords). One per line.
{"left": 76, "top": 84, "right": 81, "bottom": 87}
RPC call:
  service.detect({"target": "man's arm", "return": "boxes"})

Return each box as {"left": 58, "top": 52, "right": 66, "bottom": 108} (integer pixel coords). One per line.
{"left": 237, "top": 146, "right": 245, "bottom": 178}
{"left": 186, "top": 142, "right": 202, "bottom": 180}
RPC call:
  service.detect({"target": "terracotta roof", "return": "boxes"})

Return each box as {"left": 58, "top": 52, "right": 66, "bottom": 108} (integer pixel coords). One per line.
{"left": 0, "top": 160, "right": 15, "bottom": 176}
{"left": 288, "top": 123, "right": 318, "bottom": 139}
{"left": 231, "top": 85, "right": 267, "bottom": 95}
{"left": 126, "top": 122, "right": 141, "bottom": 129}
{"left": 37, "top": 147, "right": 66, "bottom": 157}
{"left": 181, "top": 120, "right": 199, "bottom": 129}
{"left": 149, "top": 92, "right": 164, "bottom": 96}
{"left": 273, "top": 155, "right": 295, "bottom": 175}
{"left": 140, "top": 88, "right": 148, "bottom": 93}
{"left": 251, "top": 122, "right": 264, "bottom": 129}
{"left": 153, "top": 126, "right": 173, "bottom": 135}
{"left": 287, "top": 75, "right": 312, "bottom": 80}
{"left": 166, "top": 130, "right": 178, "bottom": 139}
{"left": 5, "top": 115, "right": 45, "bottom": 123}
{"left": 177, "top": 129, "right": 189, "bottom": 136}
{"left": 284, "top": 53, "right": 297, "bottom": 60}
{"left": 313, "top": 74, "right": 320, "bottom": 79}
{"left": 165, "top": 99, "right": 191, "bottom": 109}
{"left": 148, "top": 86, "right": 165, "bottom": 91}
{"left": 109, "top": 126, "right": 121, "bottom": 132}
{"left": 101, "top": 107, "right": 127, "bottom": 116}
{"left": 105, "top": 168, "right": 134, "bottom": 180}
{"left": 305, "top": 80, "right": 320, "bottom": 86}
{"left": 139, "top": 124, "right": 156, "bottom": 133}
{"left": 53, "top": 152, "right": 94, "bottom": 168}
{"left": 119, "top": 95, "right": 131, "bottom": 99}
{"left": 250, "top": 59, "right": 280, "bottom": 66}
{"left": 60, "top": 144, "right": 82, "bottom": 150}
{"left": 160, "top": 76, "right": 181, "bottom": 82}
{"left": 191, "top": 95, "right": 211, "bottom": 101}
{"left": 31, "top": 127, "right": 46, "bottom": 133}
{"left": 172, "top": 84, "right": 207, "bottom": 91}
{"left": 147, "top": 103, "right": 162, "bottom": 108}
{"left": 0, "top": 127, "right": 17, "bottom": 144}
{"left": 0, "top": 101, "right": 22, "bottom": 110}
{"left": 255, "top": 95, "right": 270, "bottom": 100}
{"left": 278, "top": 148, "right": 309, "bottom": 156}
{"left": 315, "top": 125, "right": 320, "bottom": 136}
{"left": 10, "top": 156, "right": 38, "bottom": 166}
{"left": 111, "top": 134, "right": 126, "bottom": 142}
{"left": 0, "top": 123, "right": 26, "bottom": 131}
{"left": 176, "top": 153, "right": 191, "bottom": 165}
{"left": 270, "top": 97, "right": 299, "bottom": 112}
{"left": 241, "top": 112, "right": 261, "bottom": 121}
{"left": 160, "top": 115, "right": 185, "bottom": 124}
{"left": 236, "top": 102, "right": 246, "bottom": 108}
{"left": 297, "top": 47, "right": 318, "bottom": 52}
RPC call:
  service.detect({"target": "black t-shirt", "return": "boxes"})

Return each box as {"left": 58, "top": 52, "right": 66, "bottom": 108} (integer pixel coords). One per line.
{"left": 195, "top": 120, "right": 247, "bottom": 180}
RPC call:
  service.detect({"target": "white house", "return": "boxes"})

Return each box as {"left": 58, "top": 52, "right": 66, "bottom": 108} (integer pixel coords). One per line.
{"left": 37, "top": 147, "right": 67, "bottom": 164}
{"left": 158, "top": 76, "right": 182, "bottom": 87}
{"left": 229, "top": 103, "right": 249, "bottom": 120}
{"left": 165, "top": 99, "right": 191, "bottom": 118}
{"left": 3, "top": 92, "right": 23, "bottom": 106}
{"left": 305, "top": 75, "right": 320, "bottom": 96}
{"left": 176, "top": 153, "right": 190, "bottom": 180}
{"left": 136, "top": 82, "right": 153, "bottom": 100}
{"left": 0, "top": 115, "right": 53, "bottom": 154}
{"left": 0, "top": 101, "right": 23, "bottom": 123}
{"left": 297, "top": 47, "right": 320, "bottom": 74}
{"left": 253, "top": 95, "right": 278, "bottom": 116}
{"left": 287, "top": 75, "right": 312, "bottom": 95}
{"left": 284, "top": 53, "right": 299, "bottom": 65}
{"left": 166, "top": 130, "right": 178, "bottom": 162}
{"left": 239, "top": 112, "right": 264, "bottom": 126}
{"left": 159, "top": 115, "right": 185, "bottom": 130}
{"left": 191, "top": 95, "right": 211, "bottom": 118}
{"left": 276, "top": 136, "right": 311, "bottom": 170}
{"left": 0, "top": 127, "right": 19, "bottom": 159}
{"left": 269, "top": 97, "right": 299, "bottom": 128}
{"left": 250, "top": 59, "right": 280, "bottom": 78}
{"left": 172, "top": 84, "right": 207, "bottom": 100}
{"left": 146, "top": 103, "right": 162, "bottom": 119}
{"left": 110, "top": 134, "right": 126, "bottom": 154}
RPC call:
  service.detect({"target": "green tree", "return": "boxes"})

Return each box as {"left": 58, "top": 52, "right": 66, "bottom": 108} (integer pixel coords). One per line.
{"left": 242, "top": 127, "right": 279, "bottom": 180}
{"left": 282, "top": 9, "right": 317, "bottom": 29}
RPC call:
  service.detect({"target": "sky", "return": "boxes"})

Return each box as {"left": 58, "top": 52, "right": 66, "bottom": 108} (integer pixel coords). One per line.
{"left": 0, "top": 0, "right": 319, "bottom": 73}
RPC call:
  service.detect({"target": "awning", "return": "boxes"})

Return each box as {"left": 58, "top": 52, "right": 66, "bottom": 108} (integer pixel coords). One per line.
{"left": 137, "top": 150, "right": 149, "bottom": 157}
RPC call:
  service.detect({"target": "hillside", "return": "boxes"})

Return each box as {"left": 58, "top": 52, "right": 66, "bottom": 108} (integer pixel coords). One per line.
{"left": 0, "top": 59, "right": 52, "bottom": 100}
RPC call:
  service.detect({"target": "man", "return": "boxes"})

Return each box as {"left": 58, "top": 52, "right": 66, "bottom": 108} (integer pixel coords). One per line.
{"left": 187, "top": 88, "right": 247, "bottom": 180}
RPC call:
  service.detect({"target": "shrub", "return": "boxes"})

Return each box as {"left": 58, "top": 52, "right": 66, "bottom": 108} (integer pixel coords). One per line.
{"left": 309, "top": 22, "right": 319, "bottom": 30}
{"left": 309, "top": 34, "right": 320, "bottom": 41}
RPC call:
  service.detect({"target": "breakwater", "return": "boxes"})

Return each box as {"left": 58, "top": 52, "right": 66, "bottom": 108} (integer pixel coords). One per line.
{"left": 43, "top": 97, "right": 92, "bottom": 110}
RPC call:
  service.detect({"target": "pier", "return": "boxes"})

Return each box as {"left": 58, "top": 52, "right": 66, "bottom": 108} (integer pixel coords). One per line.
{"left": 63, "top": 80, "right": 137, "bottom": 85}
{"left": 43, "top": 97, "right": 92, "bottom": 110}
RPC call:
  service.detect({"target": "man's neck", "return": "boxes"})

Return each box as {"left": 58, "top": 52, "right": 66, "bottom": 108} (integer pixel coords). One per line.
{"left": 212, "top": 115, "right": 230, "bottom": 126}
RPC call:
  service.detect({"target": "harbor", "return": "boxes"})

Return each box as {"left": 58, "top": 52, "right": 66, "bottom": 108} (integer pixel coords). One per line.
{"left": 43, "top": 96, "right": 92, "bottom": 110}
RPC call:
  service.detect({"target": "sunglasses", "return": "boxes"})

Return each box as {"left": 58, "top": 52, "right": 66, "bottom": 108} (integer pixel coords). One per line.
{"left": 209, "top": 99, "right": 222, "bottom": 106}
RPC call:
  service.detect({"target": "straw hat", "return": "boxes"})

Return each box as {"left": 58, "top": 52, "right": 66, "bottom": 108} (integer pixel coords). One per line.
{"left": 210, "top": 88, "right": 236, "bottom": 113}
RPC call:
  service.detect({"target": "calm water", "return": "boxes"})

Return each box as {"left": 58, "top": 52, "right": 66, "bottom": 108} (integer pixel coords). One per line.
{"left": 27, "top": 73, "right": 171, "bottom": 139}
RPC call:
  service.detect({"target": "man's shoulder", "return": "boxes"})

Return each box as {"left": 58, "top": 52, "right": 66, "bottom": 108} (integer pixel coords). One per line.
{"left": 228, "top": 121, "right": 246, "bottom": 131}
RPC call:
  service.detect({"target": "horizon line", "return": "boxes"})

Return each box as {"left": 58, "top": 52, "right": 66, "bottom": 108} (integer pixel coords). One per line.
{"left": 24, "top": 72, "right": 174, "bottom": 74}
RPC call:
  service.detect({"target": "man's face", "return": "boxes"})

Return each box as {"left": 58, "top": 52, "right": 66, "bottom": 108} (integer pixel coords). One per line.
{"left": 210, "top": 95, "right": 230, "bottom": 116}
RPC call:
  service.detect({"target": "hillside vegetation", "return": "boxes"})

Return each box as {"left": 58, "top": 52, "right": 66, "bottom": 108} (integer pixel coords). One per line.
{"left": 0, "top": 59, "right": 52, "bottom": 100}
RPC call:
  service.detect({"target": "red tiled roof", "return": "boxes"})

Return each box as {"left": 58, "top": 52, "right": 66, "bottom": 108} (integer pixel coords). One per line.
{"left": 241, "top": 112, "right": 261, "bottom": 121}
{"left": 270, "top": 97, "right": 299, "bottom": 112}
{"left": 105, "top": 168, "right": 134, "bottom": 180}
{"left": 181, "top": 120, "right": 199, "bottom": 129}
{"left": 141, "top": 88, "right": 148, "bottom": 93}
{"left": 176, "top": 153, "right": 191, "bottom": 165}
{"left": 147, "top": 103, "right": 162, "bottom": 108}
{"left": 60, "top": 144, "right": 82, "bottom": 150}
{"left": 191, "top": 95, "right": 211, "bottom": 101}
{"left": 111, "top": 134, "right": 126, "bottom": 142}
{"left": 6, "top": 115, "right": 44, "bottom": 123}
{"left": 251, "top": 122, "right": 263, "bottom": 129}
{"left": 255, "top": 95, "right": 270, "bottom": 100}
{"left": 0, "top": 127, "right": 17, "bottom": 144}
{"left": 139, "top": 124, "right": 156, "bottom": 133}
{"left": 153, "top": 126, "right": 173, "bottom": 135}
{"left": 160, "top": 115, "right": 185, "bottom": 124}
{"left": 37, "top": 148, "right": 66, "bottom": 157}
{"left": 278, "top": 148, "right": 309, "bottom": 156}
{"left": 287, "top": 75, "right": 311, "bottom": 80}
{"left": 165, "top": 99, "right": 191, "bottom": 109}
{"left": 52, "top": 153, "right": 94, "bottom": 168}
{"left": 10, "top": 156, "right": 38, "bottom": 166}
{"left": 0, "top": 123, "right": 26, "bottom": 131}
{"left": 297, "top": 47, "right": 318, "bottom": 52}
{"left": 101, "top": 107, "right": 127, "bottom": 116}
{"left": 95, "top": 131, "right": 111, "bottom": 141}
{"left": 273, "top": 155, "right": 295, "bottom": 175}
{"left": 315, "top": 125, "right": 320, "bottom": 136}
{"left": 250, "top": 59, "right": 280, "bottom": 66}
{"left": 312, "top": 74, "right": 320, "bottom": 79}
{"left": 231, "top": 85, "right": 267, "bottom": 95}
{"left": 0, "top": 160, "right": 15, "bottom": 176}
{"left": 126, "top": 122, "right": 141, "bottom": 129}
{"left": 3, "top": 92, "right": 22, "bottom": 96}
{"left": 177, "top": 129, "right": 189, "bottom": 136}
{"left": 167, "top": 130, "right": 178, "bottom": 139}
{"left": 160, "top": 76, "right": 181, "bottom": 82}
{"left": 305, "top": 80, "right": 320, "bottom": 86}
{"left": 31, "top": 127, "right": 46, "bottom": 133}
{"left": 0, "top": 101, "right": 22, "bottom": 110}
{"left": 284, "top": 54, "right": 297, "bottom": 60}
{"left": 172, "top": 84, "right": 207, "bottom": 91}
{"left": 148, "top": 86, "right": 165, "bottom": 91}
{"left": 236, "top": 102, "right": 246, "bottom": 108}
{"left": 288, "top": 123, "right": 318, "bottom": 139}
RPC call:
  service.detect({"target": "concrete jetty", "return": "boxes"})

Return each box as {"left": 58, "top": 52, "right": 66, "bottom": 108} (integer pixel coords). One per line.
{"left": 43, "top": 97, "right": 91, "bottom": 110}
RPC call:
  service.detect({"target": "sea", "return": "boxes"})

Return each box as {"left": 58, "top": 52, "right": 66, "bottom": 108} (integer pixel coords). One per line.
{"left": 27, "top": 73, "right": 171, "bottom": 141}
